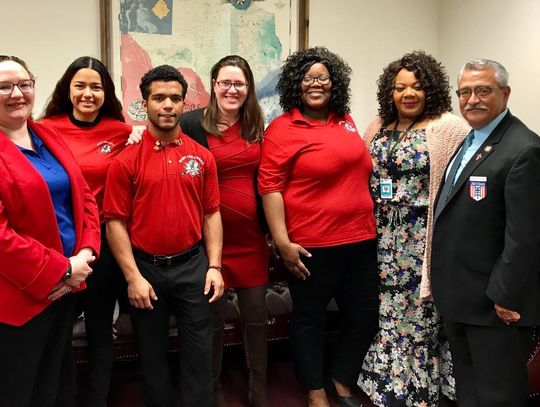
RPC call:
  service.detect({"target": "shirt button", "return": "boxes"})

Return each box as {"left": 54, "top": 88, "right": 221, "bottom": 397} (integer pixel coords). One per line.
{"left": 168, "top": 160, "right": 172, "bottom": 164}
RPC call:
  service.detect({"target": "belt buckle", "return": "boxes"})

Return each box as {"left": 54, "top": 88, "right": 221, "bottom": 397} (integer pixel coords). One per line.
{"left": 153, "top": 255, "right": 173, "bottom": 266}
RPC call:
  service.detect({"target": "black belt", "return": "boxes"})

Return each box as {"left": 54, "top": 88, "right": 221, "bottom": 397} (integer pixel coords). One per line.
{"left": 133, "top": 242, "right": 201, "bottom": 267}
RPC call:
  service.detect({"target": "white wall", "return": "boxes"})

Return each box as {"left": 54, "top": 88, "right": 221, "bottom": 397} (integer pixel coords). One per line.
{"left": 2, "top": 0, "right": 539, "bottom": 132}
{"left": 0, "top": 0, "right": 100, "bottom": 117}
{"left": 309, "top": 0, "right": 440, "bottom": 128}
{"left": 439, "top": 0, "right": 540, "bottom": 132}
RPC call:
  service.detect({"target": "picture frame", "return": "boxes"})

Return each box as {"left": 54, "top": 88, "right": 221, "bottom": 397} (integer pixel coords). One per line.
{"left": 99, "top": 0, "right": 309, "bottom": 125}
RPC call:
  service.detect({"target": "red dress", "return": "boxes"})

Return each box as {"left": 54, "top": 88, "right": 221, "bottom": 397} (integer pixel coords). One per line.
{"left": 207, "top": 122, "right": 269, "bottom": 289}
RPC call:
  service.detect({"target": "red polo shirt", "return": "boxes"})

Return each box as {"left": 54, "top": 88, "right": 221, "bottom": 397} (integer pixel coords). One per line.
{"left": 103, "top": 129, "right": 220, "bottom": 254}
{"left": 258, "top": 108, "right": 376, "bottom": 248}
{"left": 41, "top": 115, "right": 132, "bottom": 222}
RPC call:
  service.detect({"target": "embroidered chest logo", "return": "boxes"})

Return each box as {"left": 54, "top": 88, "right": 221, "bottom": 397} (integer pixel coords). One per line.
{"left": 339, "top": 121, "right": 357, "bottom": 133}
{"left": 97, "top": 141, "right": 115, "bottom": 154}
{"left": 179, "top": 155, "right": 204, "bottom": 177}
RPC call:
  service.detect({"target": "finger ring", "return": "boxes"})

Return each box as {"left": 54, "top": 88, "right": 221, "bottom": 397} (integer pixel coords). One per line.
{"left": 67, "top": 287, "right": 72, "bottom": 291}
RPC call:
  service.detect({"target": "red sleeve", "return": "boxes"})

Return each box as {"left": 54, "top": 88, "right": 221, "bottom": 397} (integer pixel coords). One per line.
{"left": 202, "top": 152, "right": 220, "bottom": 214}
{"left": 258, "top": 134, "right": 291, "bottom": 196}
{"left": 0, "top": 198, "right": 70, "bottom": 300}
{"left": 78, "top": 177, "right": 101, "bottom": 256}
{"left": 103, "top": 158, "right": 134, "bottom": 222}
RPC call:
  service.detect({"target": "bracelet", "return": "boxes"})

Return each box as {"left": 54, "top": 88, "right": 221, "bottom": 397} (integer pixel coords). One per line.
{"left": 208, "top": 265, "right": 222, "bottom": 272}
{"left": 61, "top": 264, "right": 72, "bottom": 282}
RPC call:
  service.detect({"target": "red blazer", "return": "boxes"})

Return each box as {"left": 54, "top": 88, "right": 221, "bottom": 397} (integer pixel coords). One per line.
{"left": 0, "top": 120, "right": 100, "bottom": 326}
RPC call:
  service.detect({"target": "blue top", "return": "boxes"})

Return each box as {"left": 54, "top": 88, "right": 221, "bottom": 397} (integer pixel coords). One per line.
{"left": 18, "top": 127, "right": 76, "bottom": 257}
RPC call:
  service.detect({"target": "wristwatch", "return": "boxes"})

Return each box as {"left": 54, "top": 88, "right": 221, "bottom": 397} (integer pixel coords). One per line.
{"left": 61, "top": 264, "right": 72, "bottom": 282}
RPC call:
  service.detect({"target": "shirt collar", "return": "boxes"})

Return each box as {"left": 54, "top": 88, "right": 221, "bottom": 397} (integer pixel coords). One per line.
{"left": 143, "top": 128, "right": 185, "bottom": 152}
{"left": 474, "top": 108, "right": 508, "bottom": 140}
{"left": 290, "top": 107, "right": 337, "bottom": 126}
{"left": 16, "top": 126, "right": 44, "bottom": 154}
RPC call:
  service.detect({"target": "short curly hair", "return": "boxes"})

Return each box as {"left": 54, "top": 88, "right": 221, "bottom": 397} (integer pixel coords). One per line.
{"left": 139, "top": 65, "right": 187, "bottom": 101}
{"left": 377, "top": 51, "right": 452, "bottom": 126}
{"left": 276, "top": 47, "right": 352, "bottom": 116}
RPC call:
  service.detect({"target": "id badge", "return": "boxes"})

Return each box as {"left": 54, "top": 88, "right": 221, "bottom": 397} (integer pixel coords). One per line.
{"left": 380, "top": 178, "right": 393, "bottom": 199}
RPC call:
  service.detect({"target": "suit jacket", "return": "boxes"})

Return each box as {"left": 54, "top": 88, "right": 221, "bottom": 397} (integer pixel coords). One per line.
{"left": 0, "top": 120, "right": 100, "bottom": 326}
{"left": 431, "top": 111, "right": 540, "bottom": 326}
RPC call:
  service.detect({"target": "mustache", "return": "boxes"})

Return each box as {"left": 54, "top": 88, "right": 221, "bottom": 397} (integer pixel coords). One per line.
{"left": 464, "top": 103, "right": 488, "bottom": 111}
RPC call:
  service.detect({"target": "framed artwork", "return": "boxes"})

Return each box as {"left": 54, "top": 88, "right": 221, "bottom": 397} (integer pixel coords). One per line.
{"left": 100, "top": 0, "right": 309, "bottom": 125}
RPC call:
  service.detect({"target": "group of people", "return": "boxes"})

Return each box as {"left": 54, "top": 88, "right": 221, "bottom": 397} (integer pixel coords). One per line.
{"left": 0, "top": 45, "right": 538, "bottom": 407}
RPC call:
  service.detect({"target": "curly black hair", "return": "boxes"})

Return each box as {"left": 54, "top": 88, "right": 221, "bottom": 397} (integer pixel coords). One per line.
{"left": 139, "top": 65, "right": 187, "bottom": 101}
{"left": 276, "top": 47, "right": 352, "bottom": 116}
{"left": 377, "top": 50, "right": 452, "bottom": 126}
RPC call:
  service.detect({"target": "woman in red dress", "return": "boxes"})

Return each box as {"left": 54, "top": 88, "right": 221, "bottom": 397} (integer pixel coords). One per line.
{"left": 180, "top": 55, "right": 269, "bottom": 407}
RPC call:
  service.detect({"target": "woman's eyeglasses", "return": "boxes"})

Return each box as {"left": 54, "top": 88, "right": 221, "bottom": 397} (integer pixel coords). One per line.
{"left": 302, "top": 76, "right": 331, "bottom": 86}
{"left": 215, "top": 80, "right": 248, "bottom": 90}
{"left": 0, "top": 79, "right": 35, "bottom": 95}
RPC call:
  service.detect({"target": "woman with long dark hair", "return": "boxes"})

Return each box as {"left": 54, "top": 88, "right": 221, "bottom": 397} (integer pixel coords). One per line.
{"left": 41, "top": 56, "right": 135, "bottom": 407}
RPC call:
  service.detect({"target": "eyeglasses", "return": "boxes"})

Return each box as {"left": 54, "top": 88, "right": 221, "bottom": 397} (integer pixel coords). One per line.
{"left": 215, "top": 80, "right": 248, "bottom": 90}
{"left": 456, "top": 85, "right": 500, "bottom": 100}
{"left": 0, "top": 79, "right": 35, "bottom": 95}
{"left": 302, "top": 76, "right": 331, "bottom": 86}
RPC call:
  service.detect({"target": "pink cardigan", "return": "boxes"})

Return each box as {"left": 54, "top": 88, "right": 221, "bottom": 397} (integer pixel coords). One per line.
{"left": 0, "top": 120, "right": 100, "bottom": 326}
{"left": 363, "top": 112, "right": 470, "bottom": 298}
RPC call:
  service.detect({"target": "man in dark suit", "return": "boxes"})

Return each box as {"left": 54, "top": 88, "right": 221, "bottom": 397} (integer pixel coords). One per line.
{"left": 431, "top": 59, "right": 540, "bottom": 406}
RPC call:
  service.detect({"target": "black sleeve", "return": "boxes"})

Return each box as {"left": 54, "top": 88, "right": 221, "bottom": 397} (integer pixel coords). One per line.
{"left": 180, "top": 108, "right": 208, "bottom": 148}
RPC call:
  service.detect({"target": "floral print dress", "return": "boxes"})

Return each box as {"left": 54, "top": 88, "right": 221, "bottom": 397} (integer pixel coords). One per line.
{"left": 358, "top": 128, "right": 455, "bottom": 406}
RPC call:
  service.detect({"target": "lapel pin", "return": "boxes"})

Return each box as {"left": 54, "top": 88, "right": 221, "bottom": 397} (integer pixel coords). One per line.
{"left": 475, "top": 153, "right": 483, "bottom": 160}
{"left": 484, "top": 145, "right": 492, "bottom": 152}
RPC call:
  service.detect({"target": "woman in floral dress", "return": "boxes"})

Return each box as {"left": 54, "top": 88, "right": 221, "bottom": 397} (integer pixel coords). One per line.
{"left": 358, "top": 51, "right": 470, "bottom": 406}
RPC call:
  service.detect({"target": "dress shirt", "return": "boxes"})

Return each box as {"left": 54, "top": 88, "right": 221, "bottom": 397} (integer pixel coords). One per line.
{"left": 446, "top": 108, "right": 508, "bottom": 181}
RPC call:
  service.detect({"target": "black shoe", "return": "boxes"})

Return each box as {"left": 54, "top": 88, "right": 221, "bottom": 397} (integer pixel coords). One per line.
{"left": 324, "top": 377, "right": 363, "bottom": 407}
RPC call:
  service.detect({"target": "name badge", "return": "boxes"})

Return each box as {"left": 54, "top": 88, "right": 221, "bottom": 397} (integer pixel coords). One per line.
{"left": 380, "top": 178, "right": 393, "bottom": 199}
{"left": 469, "top": 176, "right": 487, "bottom": 201}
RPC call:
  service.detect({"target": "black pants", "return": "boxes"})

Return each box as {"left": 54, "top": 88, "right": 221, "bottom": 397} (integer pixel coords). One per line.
{"left": 131, "top": 250, "right": 213, "bottom": 407}
{"left": 287, "top": 239, "right": 379, "bottom": 389}
{"left": 0, "top": 295, "right": 76, "bottom": 407}
{"left": 444, "top": 321, "right": 532, "bottom": 407}
{"left": 72, "top": 231, "right": 125, "bottom": 406}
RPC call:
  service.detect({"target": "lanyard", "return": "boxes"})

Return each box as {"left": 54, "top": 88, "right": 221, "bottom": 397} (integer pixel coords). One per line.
{"left": 386, "top": 117, "right": 419, "bottom": 162}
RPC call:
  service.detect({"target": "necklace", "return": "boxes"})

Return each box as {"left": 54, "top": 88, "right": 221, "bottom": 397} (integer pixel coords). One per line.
{"left": 385, "top": 117, "right": 420, "bottom": 162}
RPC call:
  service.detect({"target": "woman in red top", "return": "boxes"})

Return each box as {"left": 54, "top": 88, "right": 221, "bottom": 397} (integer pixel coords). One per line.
{"left": 0, "top": 55, "right": 100, "bottom": 407}
{"left": 41, "top": 56, "right": 133, "bottom": 407}
{"left": 180, "top": 55, "right": 269, "bottom": 407}
{"left": 258, "top": 47, "right": 378, "bottom": 407}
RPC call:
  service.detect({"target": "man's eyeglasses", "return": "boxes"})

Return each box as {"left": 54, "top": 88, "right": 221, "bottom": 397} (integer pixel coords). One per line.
{"left": 0, "top": 79, "right": 35, "bottom": 95}
{"left": 302, "top": 76, "right": 331, "bottom": 86}
{"left": 215, "top": 80, "right": 248, "bottom": 90}
{"left": 456, "top": 85, "right": 500, "bottom": 100}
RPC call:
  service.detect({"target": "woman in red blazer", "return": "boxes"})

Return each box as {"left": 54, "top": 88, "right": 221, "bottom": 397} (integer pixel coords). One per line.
{"left": 0, "top": 55, "right": 100, "bottom": 407}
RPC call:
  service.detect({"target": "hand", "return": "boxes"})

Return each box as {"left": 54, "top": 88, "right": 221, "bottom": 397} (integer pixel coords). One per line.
{"left": 127, "top": 275, "right": 157, "bottom": 310}
{"left": 205, "top": 267, "right": 224, "bottom": 303}
{"left": 125, "top": 126, "right": 145, "bottom": 145}
{"left": 494, "top": 303, "right": 521, "bottom": 325}
{"left": 277, "top": 242, "right": 311, "bottom": 280}
{"left": 48, "top": 281, "right": 73, "bottom": 301}
{"left": 66, "top": 250, "right": 96, "bottom": 287}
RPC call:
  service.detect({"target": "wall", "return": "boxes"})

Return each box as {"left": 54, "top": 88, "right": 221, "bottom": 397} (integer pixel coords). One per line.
{"left": 1, "top": 1, "right": 539, "bottom": 132}
{"left": 439, "top": 0, "right": 540, "bottom": 132}
{"left": 309, "top": 0, "right": 440, "bottom": 129}
{"left": 0, "top": 0, "right": 100, "bottom": 117}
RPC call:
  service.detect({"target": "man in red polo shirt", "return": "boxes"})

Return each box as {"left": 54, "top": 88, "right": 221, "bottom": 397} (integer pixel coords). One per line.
{"left": 104, "top": 65, "right": 224, "bottom": 407}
